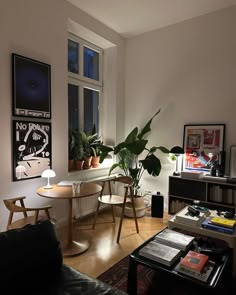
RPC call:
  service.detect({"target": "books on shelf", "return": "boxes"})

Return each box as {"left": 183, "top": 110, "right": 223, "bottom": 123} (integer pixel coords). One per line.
{"left": 180, "top": 250, "right": 209, "bottom": 273}
{"left": 175, "top": 260, "right": 215, "bottom": 283}
{"left": 201, "top": 217, "right": 235, "bottom": 234}
{"left": 181, "top": 170, "right": 204, "bottom": 180}
{"left": 210, "top": 217, "right": 236, "bottom": 229}
{"left": 174, "top": 206, "right": 206, "bottom": 226}
{"left": 154, "top": 228, "right": 195, "bottom": 251}
{"left": 139, "top": 240, "right": 182, "bottom": 266}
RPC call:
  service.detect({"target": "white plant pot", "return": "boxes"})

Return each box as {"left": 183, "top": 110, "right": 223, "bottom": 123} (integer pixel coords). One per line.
{"left": 124, "top": 197, "right": 146, "bottom": 218}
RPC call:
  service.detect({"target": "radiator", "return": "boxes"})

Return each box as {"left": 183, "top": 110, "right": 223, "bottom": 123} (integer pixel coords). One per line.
{"left": 72, "top": 181, "right": 111, "bottom": 219}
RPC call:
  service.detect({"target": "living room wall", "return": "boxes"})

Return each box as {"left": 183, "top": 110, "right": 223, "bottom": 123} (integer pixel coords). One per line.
{"left": 0, "top": 0, "right": 125, "bottom": 230}
{"left": 125, "top": 6, "right": 236, "bottom": 208}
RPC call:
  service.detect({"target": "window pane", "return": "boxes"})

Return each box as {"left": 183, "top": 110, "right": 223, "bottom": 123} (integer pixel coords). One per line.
{"left": 68, "top": 39, "right": 79, "bottom": 74}
{"left": 68, "top": 84, "right": 79, "bottom": 130}
{"left": 84, "top": 47, "right": 99, "bottom": 81}
{"left": 84, "top": 88, "right": 99, "bottom": 133}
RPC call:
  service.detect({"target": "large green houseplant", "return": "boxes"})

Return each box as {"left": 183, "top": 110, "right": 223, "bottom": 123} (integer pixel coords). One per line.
{"left": 99, "top": 109, "right": 170, "bottom": 196}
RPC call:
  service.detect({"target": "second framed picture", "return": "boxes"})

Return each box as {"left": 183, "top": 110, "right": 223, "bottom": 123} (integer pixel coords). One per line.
{"left": 12, "top": 53, "right": 51, "bottom": 118}
{"left": 183, "top": 124, "right": 225, "bottom": 172}
{"left": 12, "top": 120, "right": 51, "bottom": 181}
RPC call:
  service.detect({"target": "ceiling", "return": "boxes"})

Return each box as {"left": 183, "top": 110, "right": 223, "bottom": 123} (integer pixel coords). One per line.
{"left": 67, "top": 0, "right": 236, "bottom": 38}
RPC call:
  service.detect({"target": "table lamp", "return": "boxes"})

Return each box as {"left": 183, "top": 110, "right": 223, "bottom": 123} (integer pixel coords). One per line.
{"left": 170, "top": 146, "right": 185, "bottom": 176}
{"left": 41, "top": 169, "right": 56, "bottom": 189}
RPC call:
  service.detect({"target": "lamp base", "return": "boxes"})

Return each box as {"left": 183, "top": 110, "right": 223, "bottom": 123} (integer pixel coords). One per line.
{"left": 44, "top": 184, "right": 53, "bottom": 189}
{"left": 173, "top": 171, "right": 180, "bottom": 176}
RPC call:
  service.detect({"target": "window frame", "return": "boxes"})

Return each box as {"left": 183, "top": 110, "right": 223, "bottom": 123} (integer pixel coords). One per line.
{"left": 68, "top": 32, "right": 103, "bottom": 135}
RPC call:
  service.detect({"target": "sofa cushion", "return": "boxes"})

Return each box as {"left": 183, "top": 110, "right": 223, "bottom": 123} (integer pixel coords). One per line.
{"left": 0, "top": 219, "right": 63, "bottom": 290}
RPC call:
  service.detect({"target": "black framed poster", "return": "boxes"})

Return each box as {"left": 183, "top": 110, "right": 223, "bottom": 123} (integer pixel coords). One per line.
{"left": 12, "top": 53, "right": 51, "bottom": 118}
{"left": 12, "top": 120, "right": 51, "bottom": 181}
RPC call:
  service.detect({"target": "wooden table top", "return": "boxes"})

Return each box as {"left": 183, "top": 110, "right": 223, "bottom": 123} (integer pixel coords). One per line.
{"left": 36, "top": 183, "right": 102, "bottom": 200}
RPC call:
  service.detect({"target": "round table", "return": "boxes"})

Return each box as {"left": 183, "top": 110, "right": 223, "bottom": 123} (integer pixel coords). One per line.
{"left": 37, "top": 182, "right": 102, "bottom": 256}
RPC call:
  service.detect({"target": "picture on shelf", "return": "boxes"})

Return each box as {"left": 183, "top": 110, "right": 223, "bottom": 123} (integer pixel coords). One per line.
{"left": 12, "top": 120, "right": 51, "bottom": 181}
{"left": 12, "top": 53, "right": 51, "bottom": 118}
{"left": 183, "top": 124, "right": 225, "bottom": 172}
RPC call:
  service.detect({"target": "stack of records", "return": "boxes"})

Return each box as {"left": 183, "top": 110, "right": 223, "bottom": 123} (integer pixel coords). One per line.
{"left": 154, "top": 228, "right": 195, "bottom": 251}
{"left": 139, "top": 240, "right": 182, "bottom": 266}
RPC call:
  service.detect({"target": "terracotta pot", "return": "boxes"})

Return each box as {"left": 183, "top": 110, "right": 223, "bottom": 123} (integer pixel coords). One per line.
{"left": 68, "top": 159, "right": 74, "bottom": 171}
{"left": 83, "top": 156, "right": 92, "bottom": 169}
{"left": 74, "top": 160, "right": 84, "bottom": 171}
{"left": 91, "top": 156, "right": 100, "bottom": 168}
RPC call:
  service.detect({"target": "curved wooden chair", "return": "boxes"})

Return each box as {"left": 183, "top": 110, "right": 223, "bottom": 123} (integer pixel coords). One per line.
{"left": 3, "top": 196, "right": 52, "bottom": 230}
{"left": 92, "top": 176, "right": 139, "bottom": 243}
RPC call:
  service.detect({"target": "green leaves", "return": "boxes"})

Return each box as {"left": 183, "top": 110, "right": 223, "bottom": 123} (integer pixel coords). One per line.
{"left": 99, "top": 108, "right": 169, "bottom": 195}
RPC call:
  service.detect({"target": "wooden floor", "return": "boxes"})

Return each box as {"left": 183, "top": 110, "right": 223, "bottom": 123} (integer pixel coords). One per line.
{"left": 58, "top": 208, "right": 170, "bottom": 278}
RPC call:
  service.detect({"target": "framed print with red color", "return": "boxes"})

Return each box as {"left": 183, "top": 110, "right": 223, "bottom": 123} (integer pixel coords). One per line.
{"left": 183, "top": 124, "right": 225, "bottom": 172}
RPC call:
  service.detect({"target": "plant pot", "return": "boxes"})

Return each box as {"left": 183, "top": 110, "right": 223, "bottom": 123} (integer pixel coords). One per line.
{"left": 91, "top": 156, "right": 100, "bottom": 168}
{"left": 83, "top": 156, "right": 92, "bottom": 169}
{"left": 68, "top": 159, "right": 74, "bottom": 171}
{"left": 124, "top": 197, "right": 146, "bottom": 218}
{"left": 74, "top": 160, "right": 84, "bottom": 171}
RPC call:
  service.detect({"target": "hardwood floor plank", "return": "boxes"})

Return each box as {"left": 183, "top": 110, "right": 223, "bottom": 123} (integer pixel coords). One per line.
{"left": 58, "top": 208, "right": 170, "bottom": 278}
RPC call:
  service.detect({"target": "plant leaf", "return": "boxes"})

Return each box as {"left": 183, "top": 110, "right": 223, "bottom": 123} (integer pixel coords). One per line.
{"left": 108, "top": 163, "right": 120, "bottom": 175}
{"left": 140, "top": 154, "right": 161, "bottom": 176}
{"left": 125, "top": 127, "right": 138, "bottom": 143}
{"left": 137, "top": 109, "right": 160, "bottom": 139}
{"left": 126, "top": 139, "right": 147, "bottom": 155}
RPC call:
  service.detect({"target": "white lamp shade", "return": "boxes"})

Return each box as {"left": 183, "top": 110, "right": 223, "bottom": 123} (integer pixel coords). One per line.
{"left": 41, "top": 169, "right": 56, "bottom": 189}
{"left": 41, "top": 169, "right": 56, "bottom": 178}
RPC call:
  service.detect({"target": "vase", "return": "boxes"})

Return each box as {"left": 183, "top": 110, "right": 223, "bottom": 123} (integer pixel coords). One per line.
{"left": 68, "top": 159, "right": 74, "bottom": 171}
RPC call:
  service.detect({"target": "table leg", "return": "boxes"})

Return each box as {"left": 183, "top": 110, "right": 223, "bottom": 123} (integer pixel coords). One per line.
{"left": 62, "top": 198, "right": 89, "bottom": 257}
{"left": 127, "top": 256, "right": 137, "bottom": 295}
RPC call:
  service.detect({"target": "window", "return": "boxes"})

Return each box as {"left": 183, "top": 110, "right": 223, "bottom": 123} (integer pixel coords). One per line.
{"left": 68, "top": 33, "right": 103, "bottom": 134}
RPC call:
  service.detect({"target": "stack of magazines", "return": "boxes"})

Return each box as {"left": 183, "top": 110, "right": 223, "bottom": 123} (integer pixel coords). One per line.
{"left": 174, "top": 206, "right": 207, "bottom": 226}
{"left": 154, "top": 228, "right": 195, "bottom": 251}
{"left": 139, "top": 240, "right": 182, "bottom": 266}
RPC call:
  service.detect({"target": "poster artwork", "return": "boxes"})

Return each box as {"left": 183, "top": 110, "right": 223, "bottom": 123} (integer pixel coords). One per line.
{"left": 13, "top": 120, "right": 51, "bottom": 181}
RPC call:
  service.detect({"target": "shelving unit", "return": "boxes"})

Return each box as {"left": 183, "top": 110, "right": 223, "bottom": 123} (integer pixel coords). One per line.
{"left": 168, "top": 176, "right": 236, "bottom": 214}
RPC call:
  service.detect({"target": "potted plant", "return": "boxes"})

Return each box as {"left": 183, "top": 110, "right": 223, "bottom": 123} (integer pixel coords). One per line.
{"left": 99, "top": 109, "right": 170, "bottom": 216}
{"left": 68, "top": 128, "right": 77, "bottom": 171}
{"left": 74, "top": 139, "right": 85, "bottom": 170}
{"left": 80, "top": 130, "right": 98, "bottom": 169}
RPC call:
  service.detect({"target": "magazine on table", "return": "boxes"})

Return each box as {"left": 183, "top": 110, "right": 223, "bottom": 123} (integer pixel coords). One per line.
{"left": 154, "top": 228, "right": 195, "bottom": 251}
{"left": 139, "top": 240, "right": 182, "bottom": 266}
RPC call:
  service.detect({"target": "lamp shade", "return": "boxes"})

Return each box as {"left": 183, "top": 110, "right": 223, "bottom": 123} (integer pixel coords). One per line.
{"left": 41, "top": 169, "right": 56, "bottom": 189}
{"left": 41, "top": 169, "right": 56, "bottom": 178}
{"left": 170, "top": 146, "right": 184, "bottom": 155}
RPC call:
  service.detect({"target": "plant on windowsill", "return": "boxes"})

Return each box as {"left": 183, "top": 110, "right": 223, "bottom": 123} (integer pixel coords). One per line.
{"left": 74, "top": 139, "right": 85, "bottom": 171}
{"left": 99, "top": 109, "right": 170, "bottom": 216}
{"left": 80, "top": 129, "right": 100, "bottom": 169}
{"left": 68, "top": 128, "right": 77, "bottom": 171}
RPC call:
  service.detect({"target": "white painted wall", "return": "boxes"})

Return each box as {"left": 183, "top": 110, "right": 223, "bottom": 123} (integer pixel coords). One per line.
{"left": 0, "top": 0, "right": 125, "bottom": 230}
{"left": 125, "top": 6, "right": 236, "bottom": 209}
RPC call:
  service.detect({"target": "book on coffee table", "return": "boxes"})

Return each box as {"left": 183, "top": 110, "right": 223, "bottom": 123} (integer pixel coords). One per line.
{"left": 154, "top": 228, "right": 195, "bottom": 251}
{"left": 139, "top": 240, "right": 182, "bottom": 266}
{"left": 174, "top": 206, "right": 206, "bottom": 226}
{"left": 180, "top": 250, "right": 209, "bottom": 273}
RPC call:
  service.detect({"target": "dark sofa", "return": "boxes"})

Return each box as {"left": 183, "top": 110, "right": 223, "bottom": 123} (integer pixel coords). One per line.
{"left": 0, "top": 219, "right": 127, "bottom": 294}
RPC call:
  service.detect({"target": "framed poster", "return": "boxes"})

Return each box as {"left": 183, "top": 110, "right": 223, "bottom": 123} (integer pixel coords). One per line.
{"left": 183, "top": 124, "right": 225, "bottom": 172}
{"left": 12, "top": 120, "right": 51, "bottom": 181}
{"left": 12, "top": 53, "right": 51, "bottom": 118}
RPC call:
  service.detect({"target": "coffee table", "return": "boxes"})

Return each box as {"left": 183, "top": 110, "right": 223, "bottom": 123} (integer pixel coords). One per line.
{"left": 127, "top": 228, "right": 230, "bottom": 295}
